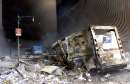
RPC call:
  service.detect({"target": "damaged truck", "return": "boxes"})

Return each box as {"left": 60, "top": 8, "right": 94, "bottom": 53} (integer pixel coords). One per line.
{"left": 52, "top": 26, "right": 127, "bottom": 72}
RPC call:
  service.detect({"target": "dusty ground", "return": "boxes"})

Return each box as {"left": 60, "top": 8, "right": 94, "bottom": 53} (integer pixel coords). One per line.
{"left": 0, "top": 53, "right": 130, "bottom": 84}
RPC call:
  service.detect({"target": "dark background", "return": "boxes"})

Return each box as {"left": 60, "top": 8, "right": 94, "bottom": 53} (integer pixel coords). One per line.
{"left": 2, "top": 0, "right": 79, "bottom": 41}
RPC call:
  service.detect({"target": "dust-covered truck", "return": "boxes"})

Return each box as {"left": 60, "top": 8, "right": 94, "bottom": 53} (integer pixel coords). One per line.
{"left": 52, "top": 26, "right": 127, "bottom": 71}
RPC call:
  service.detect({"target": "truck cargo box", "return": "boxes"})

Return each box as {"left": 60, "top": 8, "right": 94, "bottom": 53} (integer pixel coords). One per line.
{"left": 90, "top": 26, "right": 127, "bottom": 71}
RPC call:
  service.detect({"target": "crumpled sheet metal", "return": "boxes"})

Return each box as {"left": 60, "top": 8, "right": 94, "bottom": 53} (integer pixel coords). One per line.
{"left": 52, "top": 31, "right": 92, "bottom": 63}
{"left": 52, "top": 30, "right": 96, "bottom": 71}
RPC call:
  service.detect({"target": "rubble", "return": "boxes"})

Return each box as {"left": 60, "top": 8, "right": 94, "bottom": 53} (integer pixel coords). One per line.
{"left": 125, "top": 52, "right": 130, "bottom": 70}
{"left": 86, "top": 73, "right": 92, "bottom": 82}
{"left": 78, "top": 74, "right": 86, "bottom": 81}
{"left": 0, "top": 26, "right": 129, "bottom": 84}
{"left": 100, "top": 73, "right": 111, "bottom": 82}
{"left": 40, "top": 66, "right": 63, "bottom": 75}
{"left": 0, "top": 56, "right": 18, "bottom": 68}
{"left": 104, "top": 73, "right": 111, "bottom": 78}
{"left": 0, "top": 55, "right": 129, "bottom": 84}
{"left": 24, "top": 63, "right": 41, "bottom": 72}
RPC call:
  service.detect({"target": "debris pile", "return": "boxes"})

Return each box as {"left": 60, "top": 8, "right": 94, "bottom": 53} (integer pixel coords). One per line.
{"left": 0, "top": 26, "right": 128, "bottom": 84}
{"left": 0, "top": 56, "right": 93, "bottom": 84}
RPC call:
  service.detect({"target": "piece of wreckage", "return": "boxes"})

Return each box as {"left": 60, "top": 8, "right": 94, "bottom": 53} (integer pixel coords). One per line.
{"left": 52, "top": 26, "right": 127, "bottom": 72}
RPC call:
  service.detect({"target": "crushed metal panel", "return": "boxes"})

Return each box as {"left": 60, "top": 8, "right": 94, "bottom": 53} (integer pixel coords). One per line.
{"left": 52, "top": 30, "right": 94, "bottom": 70}
{"left": 67, "top": 31, "right": 92, "bottom": 61}
{"left": 55, "top": 31, "right": 92, "bottom": 61}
